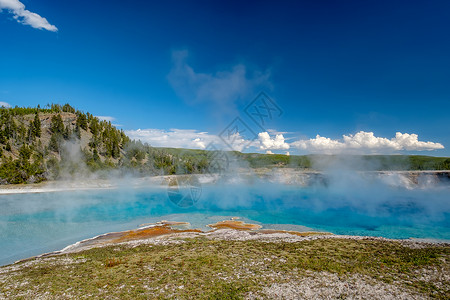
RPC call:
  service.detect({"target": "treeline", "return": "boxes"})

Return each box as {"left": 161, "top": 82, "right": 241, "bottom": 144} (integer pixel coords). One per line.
{"left": 154, "top": 148, "right": 450, "bottom": 171}
{"left": 237, "top": 153, "right": 450, "bottom": 171}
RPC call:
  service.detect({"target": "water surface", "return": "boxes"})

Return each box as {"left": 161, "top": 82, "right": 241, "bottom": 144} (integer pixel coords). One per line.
{"left": 1, "top": 182, "right": 449, "bottom": 266}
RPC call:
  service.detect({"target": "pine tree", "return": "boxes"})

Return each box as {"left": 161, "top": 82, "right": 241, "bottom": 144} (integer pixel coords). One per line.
{"left": 33, "top": 113, "right": 41, "bottom": 137}
{"left": 49, "top": 134, "right": 62, "bottom": 153}
{"left": 112, "top": 137, "right": 120, "bottom": 158}
{"left": 0, "top": 131, "right": 6, "bottom": 144}
{"left": 62, "top": 103, "right": 75, "bottom": 113}
{"left": 19, "top": 144, "right": 32, "bottom": 161}
{"left": 50, "top": 114, "right": 64, "bottom": 134}
{"left": 63, "top": 126, "right": 70, "bottom": 140}
{"left": 93, "top": 148, "right": 100, "bottom": 162}
{"left": 18, "top": 124, "right": 26, "bottom": 142}
{"left": 76, "top": 113, "right": 88, "bottom": 130}
{"left": 89, "top": 118, "right": 99, "bottom": 136}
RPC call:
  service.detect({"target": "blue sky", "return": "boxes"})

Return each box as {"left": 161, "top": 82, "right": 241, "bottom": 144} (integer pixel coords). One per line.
{"left": 0, "top": 0, "right": 449, "bottom": 155}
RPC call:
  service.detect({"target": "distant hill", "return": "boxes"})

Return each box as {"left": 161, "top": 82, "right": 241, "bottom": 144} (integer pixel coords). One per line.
{"left": 0, "top": 104, "right": 448, "bottom": 185}
{"left": 234, "top": 152, "right": 450, "bottom": 171}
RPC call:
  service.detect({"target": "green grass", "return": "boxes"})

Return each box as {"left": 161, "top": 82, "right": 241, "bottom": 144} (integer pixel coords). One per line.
{"left": 1, "top": 238, "right": 448, "bottom": 299}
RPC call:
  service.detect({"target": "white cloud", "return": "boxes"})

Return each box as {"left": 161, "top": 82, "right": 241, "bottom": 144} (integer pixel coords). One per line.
{"left": 292, "top": 131, "right": 444, "bottom": 153}
{"left": 293, "top": 135, "right": 345, "bottom": 151}
{"left": 0, "top": 101, "right": 11, "bottom": 108}
{"left": 192, "top": 138, "right": 206, "bottom": 149}
{"left": 125, "top": 128, "right": 219, "bottom": 150}
{"left": 390, "top": 132, "right": 444, "bottom": 151}
{"left": 0, "top": 0, "right": 57, "bottom": 32}
{"left": 96, "top": 116, "right": 115, "bottom": 122}
{"left": 266, "top": 150, "right": 274, "bottom": 154}
{"left": 258, "top": 132, "right": 290, "bottom": 150}
{"left": 167, "top": 50, "right": 271, "bottom": 115}
{"left": 266, "top": 128, "right": 290, "bottom": 135}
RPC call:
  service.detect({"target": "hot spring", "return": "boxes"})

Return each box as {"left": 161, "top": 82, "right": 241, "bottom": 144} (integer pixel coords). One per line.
{"left": 0, "top": 173, "right": 449, "bottom": 266}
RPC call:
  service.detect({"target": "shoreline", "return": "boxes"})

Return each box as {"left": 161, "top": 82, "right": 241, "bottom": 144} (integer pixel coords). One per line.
{"left": 0, "top": 174, "right": 219, "bottom": 195}
{"left": 0, "top": 170, "right": 449, "bottom": 195}
{"left": 2, "top": 173, "right": 449, "bottom": 267}
{"left": 12, "top": 218, "right": 450, "bottom": 266}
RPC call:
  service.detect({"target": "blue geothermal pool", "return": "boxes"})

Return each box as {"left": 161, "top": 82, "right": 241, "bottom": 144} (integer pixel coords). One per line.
{"left": 0, "top": 180, "right": 449, "bottom": 266}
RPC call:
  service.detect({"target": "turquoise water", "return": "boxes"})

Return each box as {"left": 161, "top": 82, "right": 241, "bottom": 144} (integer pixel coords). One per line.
{"left": 0, "top": 182, "right": 449, "bottom": 266}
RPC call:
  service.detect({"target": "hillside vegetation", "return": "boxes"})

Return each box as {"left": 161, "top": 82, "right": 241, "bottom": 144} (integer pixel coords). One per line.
{"left": 0, "top": 104, "right": 448, "bottom": 184}
{"left": 0, "top": 104, "right": 209, "bottom": 184}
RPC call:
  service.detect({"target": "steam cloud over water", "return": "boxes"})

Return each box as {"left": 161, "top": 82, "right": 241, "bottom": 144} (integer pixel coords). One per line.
{"left": 0, "top": 132, "right": 448, "bottom": 266}
{"left": 1, "top": 154, "right": 449, "bottom": 266}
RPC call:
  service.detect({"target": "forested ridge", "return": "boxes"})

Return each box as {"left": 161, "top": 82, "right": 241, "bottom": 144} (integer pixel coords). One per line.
{"left": 0, "top": 104, "right": 209, "bottom": 184}
{"left": 0, "top": 104, "right": 448, "bottom": 185}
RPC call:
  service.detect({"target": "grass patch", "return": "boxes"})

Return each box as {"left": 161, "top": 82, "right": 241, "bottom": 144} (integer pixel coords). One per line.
{"left": 0, "top": 238, "right": 448, "bottom": 299}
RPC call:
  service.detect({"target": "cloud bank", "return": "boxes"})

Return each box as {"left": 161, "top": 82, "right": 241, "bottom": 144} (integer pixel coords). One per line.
{"left": 292, "top": 131, "right": 444, "bottom": 153}
{"left": 167, "top": 50, "right": 271, "bottom": 115}
{"left": 0, "top": 0, "right": 57, "bottom": 32}
{"left": 126, "top": 128, "right": 270, "bottom": 152}
{"left": 126, "top": 129, "right": 444, "bottom": 154}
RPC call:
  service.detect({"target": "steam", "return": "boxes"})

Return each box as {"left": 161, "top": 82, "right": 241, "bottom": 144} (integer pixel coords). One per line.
{"left": 197, "top": 154, "right": 449, "bottom": 242}
{"left": 46, "top": 139, "right": 124, "bottom": 187}
{"left": 58, "top": 140, "right": 90, "bottom": 179}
